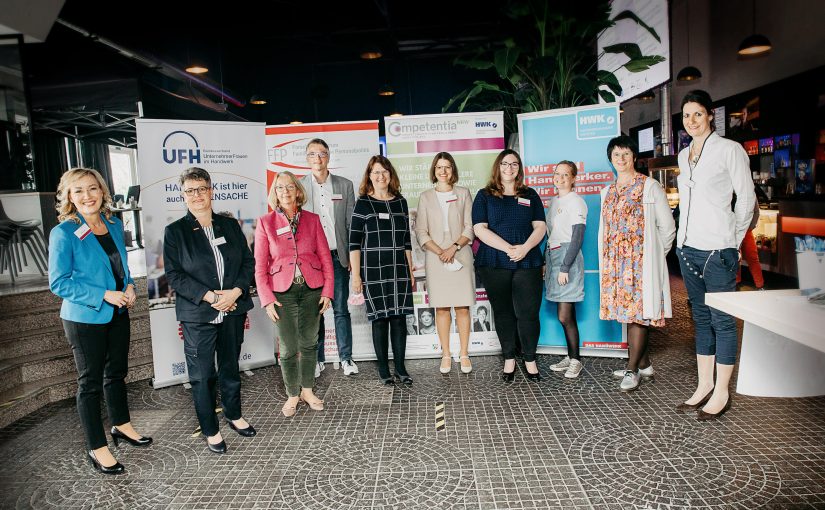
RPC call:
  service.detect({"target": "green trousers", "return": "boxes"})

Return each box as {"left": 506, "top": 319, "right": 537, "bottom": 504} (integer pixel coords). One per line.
{"left": 275, "top": 283, "right": 322, "bottom": 397}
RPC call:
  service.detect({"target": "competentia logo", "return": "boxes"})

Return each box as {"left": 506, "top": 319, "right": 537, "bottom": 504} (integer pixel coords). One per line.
{"left": 162, "top": 131, "right": 202, "bottom": 165}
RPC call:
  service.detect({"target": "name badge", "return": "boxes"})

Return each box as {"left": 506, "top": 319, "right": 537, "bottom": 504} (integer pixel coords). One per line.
{"left": 276, "top": 225, "right": 291, "bottom": 236}
{"left": 517, "top": 197, "right": 531, "bottom": 206}
{"left": 379, "top": 213, "right": 390, "bottom": 220}
{"left": 211, "top": 236, "right": 227, "bottom": 247}
{"left": 685, "top": 180, "right": 696, "bottom": 189}
{"left": 74, "top": 223, "right": 92, "bottom": 240}
{"left": 331, "top": 193, "right": 343, "bottom": 201}
{"left": 446, "top": 193, "right": 458, "bottom": 203}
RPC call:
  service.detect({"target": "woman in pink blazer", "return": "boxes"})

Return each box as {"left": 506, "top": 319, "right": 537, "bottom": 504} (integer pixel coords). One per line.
{"left": 255, "top": 171, "right": 334, "bottom": 417}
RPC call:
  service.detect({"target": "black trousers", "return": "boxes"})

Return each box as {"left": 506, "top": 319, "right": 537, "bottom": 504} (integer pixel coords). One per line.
{"left": 181, "top": 314, "right": 246, "bottom": 437}
{"left": 477, "top": 266, "right": 543, "bottom": 362}
{"left": 63, "top": 311, "right": 131, "bottom": 450}
{"left": 371, "top": 315, "right": 409, "bottom": 379}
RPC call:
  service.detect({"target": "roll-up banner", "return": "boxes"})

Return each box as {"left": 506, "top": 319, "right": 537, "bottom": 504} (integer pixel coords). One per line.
{"left": 518, "top": 104, "right": 626, "bottom": 356}
{"left": 136, "top": 119, "right": 272, "bottom": 388}
{"left": 265, "top": 121, "right": 380, "bottom": 362}
{"left": 385, "top": 112, "right": 505, "bottom": 358}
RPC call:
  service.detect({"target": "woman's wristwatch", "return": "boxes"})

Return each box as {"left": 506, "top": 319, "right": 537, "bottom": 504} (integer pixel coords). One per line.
{"left": 453, "top": 242, "right": 461, "bottom": 250}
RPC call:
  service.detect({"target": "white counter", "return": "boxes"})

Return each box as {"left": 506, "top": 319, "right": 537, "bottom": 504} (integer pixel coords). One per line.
{"left": 706, "top": 289, "right": 825, "bottom": 398}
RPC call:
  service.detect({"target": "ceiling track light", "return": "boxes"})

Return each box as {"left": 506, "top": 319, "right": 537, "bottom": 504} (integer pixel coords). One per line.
{"left": 249, "top": 95, "right": 267, "bottom": 105}
{"left": 185, "top": 64, "right": 208, "bottom": 74}
{"left": 378, "top": 85, "right": 395, "bottom": 97}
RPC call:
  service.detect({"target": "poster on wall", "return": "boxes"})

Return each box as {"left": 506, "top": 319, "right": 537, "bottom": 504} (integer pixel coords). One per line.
{"left": 385, "top": 111, "right": 505, "bottom": 358}
{"left": 518, "top": 103, "right": 626, "bottom": 356}
{"left": 136, "top": 119, "right": 272, "bottom": 388}
{"left": 265, "top": 120, "right": 380, "bottom": 362}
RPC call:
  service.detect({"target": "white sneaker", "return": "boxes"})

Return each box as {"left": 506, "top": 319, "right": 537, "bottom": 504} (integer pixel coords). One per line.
{"left": 612, "top": 364, "right": 654, "bottom": 380}
{"left": 564, "top": 359, "right": 583, "bottom": 379}
{"left": 619, "top": 370, "right": 640, "bottom": 392}
{"left": 550, "top": 356, "right": 571, "bottom": 372}
{"left": 315, "top": 362, "right": 325, "bottom": 378}
{"left": 342, "top": 359, "right": 359, "bottom": 375}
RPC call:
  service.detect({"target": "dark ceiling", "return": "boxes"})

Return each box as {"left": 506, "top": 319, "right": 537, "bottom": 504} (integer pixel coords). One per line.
{"left": 23, "top": 0, "right": 513, "bottom": 133}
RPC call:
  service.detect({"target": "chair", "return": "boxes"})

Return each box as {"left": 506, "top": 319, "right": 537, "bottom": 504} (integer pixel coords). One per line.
{"left": 0, "top": 201, "right": 47, "bottom": 277}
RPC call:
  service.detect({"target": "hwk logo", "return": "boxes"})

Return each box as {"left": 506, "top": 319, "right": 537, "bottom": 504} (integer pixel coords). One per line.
{"left": 475, "top": 121, "right": 498, "bottom": 128}
{"left": 162, "top": 131, "right": 202, "bottom": 165}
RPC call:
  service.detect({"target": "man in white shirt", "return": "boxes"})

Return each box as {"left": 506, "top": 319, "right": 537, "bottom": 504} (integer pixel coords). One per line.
{"left": 299, "top": 139, "right": 359, "bottom": 376}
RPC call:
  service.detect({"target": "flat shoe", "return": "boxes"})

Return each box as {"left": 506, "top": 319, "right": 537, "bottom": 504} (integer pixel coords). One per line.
{"left": 459, "top": 355, "right": 472, "bottom": 374}
{"left": 439, "top": 355, "right": 452, "bottom": 374}
{"left": 675, "top": 389, "right": 713, "bottom": 413}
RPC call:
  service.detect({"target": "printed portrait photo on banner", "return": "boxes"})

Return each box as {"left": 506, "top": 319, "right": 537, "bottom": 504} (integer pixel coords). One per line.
{"left": 418, "top": 307, "right": 436, "bottom": 335}
{"left": 472, "top": 303, "right": 493, "bottom": 332}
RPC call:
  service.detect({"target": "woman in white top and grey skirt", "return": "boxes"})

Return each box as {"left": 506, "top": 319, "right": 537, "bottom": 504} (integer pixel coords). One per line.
{"left": 544, "top": 161, "right": 587, "bottom": 379}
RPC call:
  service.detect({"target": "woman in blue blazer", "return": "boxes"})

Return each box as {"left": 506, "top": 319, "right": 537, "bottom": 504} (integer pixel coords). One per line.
{"left": 49, "top": 168, "right": 152, "bottom": 475}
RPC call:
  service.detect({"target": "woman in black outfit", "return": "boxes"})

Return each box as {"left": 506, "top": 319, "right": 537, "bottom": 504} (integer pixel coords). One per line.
{"left": 350, "top": 155, "right": 415, "bottom": 385}
{"left": 163, "top": 167, "right": 257, "bottom": 454}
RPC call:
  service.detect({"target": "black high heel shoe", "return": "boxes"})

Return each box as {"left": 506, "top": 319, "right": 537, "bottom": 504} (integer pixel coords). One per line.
{"left": 88, "top": 450, "right": 124, "bottom": 475}
{"left": 697, "top": 395, "right": 732, "bottom": 422}
{"left": 206, "top": 437, "right": 227, "bottom": 454}
{"left": 226, "top": 419, "right": 257, "bottom": 437}
{"left": 525, "top": 371, "right": 542, "bottom": 382}
{"left": 501, "top": 370, "right": 515, "bottom": 382}
{"left": 111, "top": 426, "right": 153, "bottom": 447}
{"left": 394, "top": 374, "right": 413, "bottom": 386}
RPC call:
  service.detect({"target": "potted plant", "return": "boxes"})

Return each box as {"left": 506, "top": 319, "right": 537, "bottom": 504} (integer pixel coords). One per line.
{"left": 444, "top": 1, "right": 666, "bottom": 135}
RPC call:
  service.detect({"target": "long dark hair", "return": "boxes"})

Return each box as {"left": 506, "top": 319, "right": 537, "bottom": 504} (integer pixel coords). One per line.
{"left": 484, "top": 149, "right": 529, "bottom": 198}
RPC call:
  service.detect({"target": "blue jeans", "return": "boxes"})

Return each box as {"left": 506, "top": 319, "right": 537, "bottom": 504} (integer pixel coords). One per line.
{"left": 677, "top": 246, "right": 739, "bottom": 365}
{"left": 317, "top": 250, "right": 354, "bottom": 362}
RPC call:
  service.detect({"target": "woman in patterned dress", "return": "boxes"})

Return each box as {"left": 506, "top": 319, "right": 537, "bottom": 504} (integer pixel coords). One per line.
{"left": 350, "top": 155, "right": 415, "bottom": 385}
{"left": 598, "top": 136, "right": 676, "bottom": 392}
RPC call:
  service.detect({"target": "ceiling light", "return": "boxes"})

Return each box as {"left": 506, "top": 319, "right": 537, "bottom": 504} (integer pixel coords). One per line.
{"left": 676, "top": 66, "right": 702, "bottom": 81}
{"left": 389, "top": 112, "right": 404, "bottom": 117}
{"left": 738, "top": 33, "right": 772, "bottom": 56}
{"left": 249, "top": 95, "right": 267, "bottom": 105}
{"left": 360, "top": 47, "right": 382, "bottom": 60}
{"left": 637, "top": 90, "right": 655, "bottom": 102}
{"left": 738, "top": 0, "right": 772, "bottom": 56}
{"left": 185, "top": 64, "right": 208, "bottom": 74}
{"left": 289, "top": 120, "right": 303, "bottom": 125}
{"left": 378, "top": 85, "right": 395, "bottom": 97}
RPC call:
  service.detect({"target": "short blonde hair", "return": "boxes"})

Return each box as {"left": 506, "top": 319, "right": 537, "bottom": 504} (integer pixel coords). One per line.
{"left": 55, "top": 168, "right": 114, "bottom": 224}
{"left": 268, "top": 171, "right": 307, "bottom": 210}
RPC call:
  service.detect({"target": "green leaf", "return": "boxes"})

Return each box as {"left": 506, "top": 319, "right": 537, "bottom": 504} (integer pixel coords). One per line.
{"left": 623, "top": 55, "right": 666, "bottom": 72}
{"left": 598, "top": 89, "right": 616, "bottom": 103}
{"left": 596, "top": 70, "right": 622, "bottom": 95}
{"left": 454, "top": 56, "right": 494, "bottom": 70}
{"left": 612, "top": 10, "right": 661, "bottom": 43}
{"left": 571, "top": 75, "right": 596, "bottom": 97}
{"left": 494, "top": 47, "right": 520, "bottom": 80}
{"left": 603, "top": 43, "right": 642, "bottom": 60}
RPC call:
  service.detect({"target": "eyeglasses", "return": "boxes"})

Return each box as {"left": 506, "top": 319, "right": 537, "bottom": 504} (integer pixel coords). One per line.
{"left": 183, "top": 186, "right": 210, "bottom": 197}
{"left": 499, "top": 161, "right": 520, "bottom": 169}
{"left": 611, "top": 152, "right": 634, "bottom": 160}
{"left": 307, "top": 152, "right": 329, "bottom": 159}
{"left": 275, "top": 184, "right": 297, "bottom": 192}
{"left": 371, "top": 170, "right": 390, "bottom": 176}
{"left": 435, "top": 165, "right": 453, "bottom": 171}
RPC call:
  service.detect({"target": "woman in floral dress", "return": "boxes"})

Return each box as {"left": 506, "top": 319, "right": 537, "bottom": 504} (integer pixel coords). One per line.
{"left": 598, "top": 135, "right": 676, "bottom": 392}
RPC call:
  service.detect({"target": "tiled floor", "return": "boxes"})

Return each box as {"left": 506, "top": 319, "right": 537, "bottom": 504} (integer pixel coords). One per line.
{"left": 1, "top": 278, "right": 824, "bottom": 509}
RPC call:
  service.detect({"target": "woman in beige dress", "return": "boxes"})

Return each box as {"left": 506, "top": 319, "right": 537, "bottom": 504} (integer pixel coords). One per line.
{"left": 415, "top": 152, "right": 476, "bottom": 374}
